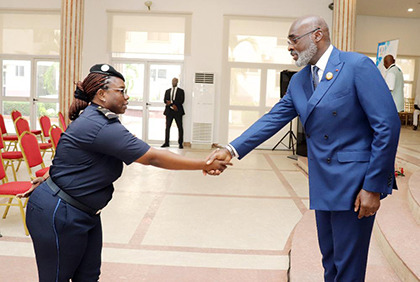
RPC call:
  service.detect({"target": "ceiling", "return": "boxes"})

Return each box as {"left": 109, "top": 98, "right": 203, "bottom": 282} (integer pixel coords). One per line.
{"left": 356, "top": 0, "right": 420, "bottom": 18}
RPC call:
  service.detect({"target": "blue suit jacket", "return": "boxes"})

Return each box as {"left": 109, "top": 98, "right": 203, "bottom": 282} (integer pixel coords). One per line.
{"left": 231, "top": 47, "right": 401, "bottom": 211}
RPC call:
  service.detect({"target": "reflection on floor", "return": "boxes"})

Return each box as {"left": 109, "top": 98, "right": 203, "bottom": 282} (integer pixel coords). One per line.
{"left": 0, "top": 127, "right": 418, "bottom": 281}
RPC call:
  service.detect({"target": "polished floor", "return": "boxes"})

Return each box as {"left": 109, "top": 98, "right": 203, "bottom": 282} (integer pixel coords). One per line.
{"left": 0, "top": 126, "right": 419, "bottom": 281}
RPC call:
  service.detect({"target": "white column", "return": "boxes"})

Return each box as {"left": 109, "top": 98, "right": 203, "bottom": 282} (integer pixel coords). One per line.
{"left": 332, "top": 0, "right": 357, "bottom": 51}
{"left": 59, "top": 0, "right": 84, "bottom": 124}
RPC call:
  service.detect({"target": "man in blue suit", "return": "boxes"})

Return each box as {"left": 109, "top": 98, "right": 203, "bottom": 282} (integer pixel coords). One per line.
{"left": 207, "top": 16, "right": 400, "bottom": 281}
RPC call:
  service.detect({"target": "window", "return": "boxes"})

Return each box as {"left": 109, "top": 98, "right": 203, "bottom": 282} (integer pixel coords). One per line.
{"left": 225, "top": 16, "right": 300, "bottom": 149}
{"left": 15, "top": 66, "right": 24, "bottom": 77}
{"left": 109, "top": 13, "right": 190, "bottom": 59}
{"left": 228, "top": 18, "right": 294, "bottom": 64}
{"left": 0, "top": 11, "right": 60, "bottom": 131}
{"left": 0, "top": 12, "right": 60, "bottom": 55}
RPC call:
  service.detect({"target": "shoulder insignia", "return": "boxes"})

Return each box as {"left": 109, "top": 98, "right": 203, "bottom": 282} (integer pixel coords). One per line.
{"left": 97, "top": 106, "right": 119, "bottom": 119}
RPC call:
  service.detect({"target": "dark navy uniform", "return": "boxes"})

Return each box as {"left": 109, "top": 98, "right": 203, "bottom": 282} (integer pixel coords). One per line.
{"left": 26, "top": 103, "right": 149, "bottom": 282}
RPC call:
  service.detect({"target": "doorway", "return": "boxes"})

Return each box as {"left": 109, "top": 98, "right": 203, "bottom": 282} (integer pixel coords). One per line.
{"left": 1, "top": 58, "right": 60, "bottom": 133}
{"left": 113, "top": 61, "right": 183, "bottom": 144}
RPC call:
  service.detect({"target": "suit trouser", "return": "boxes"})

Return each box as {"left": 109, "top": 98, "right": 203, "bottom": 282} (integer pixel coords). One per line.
{"left": 26, "top": 183, "right": 102, "bottom": 282}
{"left": 164, "top": 113, "right": 183, "bottom": 145}
{"left": 315, "top": 210, "right": 375, "bottom": 282}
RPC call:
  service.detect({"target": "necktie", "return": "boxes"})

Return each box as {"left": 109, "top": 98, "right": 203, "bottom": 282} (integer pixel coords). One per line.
{"left": 313, "top": 66, "right": 320, "bottom": 89}
{"left": 171, "top": 88, "right": 175, "bottom": 102}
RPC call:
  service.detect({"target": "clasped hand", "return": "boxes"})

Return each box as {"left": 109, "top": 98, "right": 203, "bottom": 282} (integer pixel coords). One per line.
{"left": 203, "top": 148, "right": 233, "bottom": 176}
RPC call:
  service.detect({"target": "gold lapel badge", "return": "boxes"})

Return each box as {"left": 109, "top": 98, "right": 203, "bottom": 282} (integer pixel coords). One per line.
{"left": 326, "top": 72, "right": 333, "bottom": 80}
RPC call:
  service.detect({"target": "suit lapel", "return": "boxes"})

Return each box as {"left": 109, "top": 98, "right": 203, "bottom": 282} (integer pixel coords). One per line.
{"left": 301, "top": 66, "right": 314, "bottom": 100}
{"left": 304, "top": 48, "right": 344, "bottom": 127}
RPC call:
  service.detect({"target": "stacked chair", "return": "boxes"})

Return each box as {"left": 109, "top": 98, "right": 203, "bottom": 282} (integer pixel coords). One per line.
{"left": 0, "top": 131, "right": 23, "bottom": 181}
{"left": 15, "top": 117, "right": 53, "bottom": 157}
{"left": 18, "top": 131, "right": 49, "bottom": 180}
{"left": 58, "top": 111, "right": 67, "bottom": 131}
{"left": 11, "top": 110, "right": 42, "bottom": 139}
{"left": 0, "top": 155, "right": 32, "bottom": 235}
{"left": 0, "top": 114, "right": 19, "bottom": 151}
{"left": 39, "top": 115, "right": 52, "bottom": 143}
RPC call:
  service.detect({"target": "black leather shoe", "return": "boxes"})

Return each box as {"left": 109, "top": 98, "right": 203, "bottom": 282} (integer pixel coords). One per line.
{"left": 161, "top": 144, "right": 169, "bottom": 148}
{"left": 414, "top": 126, "right": 418, "bottom": 131}
{"left": 179, "top": 144, "right": 184, "bottom": 149}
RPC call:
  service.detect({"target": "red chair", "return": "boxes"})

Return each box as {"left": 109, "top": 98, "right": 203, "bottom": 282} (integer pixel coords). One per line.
{"left": 49, "top": 125, "right": 62, "bottom": 158}
{"left": 11, "top": 110, "right": 22, "bottom": 122}
{"left": 0, "top": 130, "right": 23, "bottom": 181}
{"left": 0, "top": 114, "right": 18, "bottom": 151}
{"left": 39, "top": 115, "right": 52, "bottom": 142}
{"left": 11, "top": 110, "right": 42, "bottom": 137}
{"left": 15, "top": 117, "right": 53, "bottom": 158}
{"left": 0, "top": 155, "right": 32, "bottom": 235}
{"left": 18, "top": 131, "right": 49, "bottom": 180}
{"left": 58, "top": 111, "right": 67, "bottom": 131}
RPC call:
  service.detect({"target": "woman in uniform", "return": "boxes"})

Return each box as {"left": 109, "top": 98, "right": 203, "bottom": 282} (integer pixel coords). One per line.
{"left": 19, "top": 64, "right": 229, "bottom": 282}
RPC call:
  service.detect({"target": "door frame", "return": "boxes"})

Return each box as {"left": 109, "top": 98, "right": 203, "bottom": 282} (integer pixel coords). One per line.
{"left": 112, "top": 58, "right": 184, "bottom": 143}
{"left": 0, "top": 55, "right": 59, "bottom": 131}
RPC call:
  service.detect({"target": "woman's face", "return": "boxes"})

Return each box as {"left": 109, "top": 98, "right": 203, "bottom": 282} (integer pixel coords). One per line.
{"left": 102, "top": 77, "right": 129, "bottom": 114}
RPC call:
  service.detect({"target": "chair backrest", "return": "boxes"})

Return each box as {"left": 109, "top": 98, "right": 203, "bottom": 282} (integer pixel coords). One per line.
{"left": 0, "top": 129, "right": 5, "bottom": 151}
{"left": 18, "top": 131, "right": 44, "bottom": 169}
{"left": 58, "top": 112, "right": 67, "bottom": 131}
{"left": 0, "top": 114, "right": 9, "bottom": 135}
{"left": 0, "top": 155, "right": 7, "bottom": 182}
{"left": 14, "top": 117, "right": 30, "bottom": 137}
{"left": 11, "top": 110, "right": 22, "bottom": 122}
{"left": 49, "top": 125, "right": 62, "bottom": 150}
{"left": 39, "top": 115, "right": 52, "bottom": 138}
{"left": 404, "top": 98, "right": 415, "bottom": 113}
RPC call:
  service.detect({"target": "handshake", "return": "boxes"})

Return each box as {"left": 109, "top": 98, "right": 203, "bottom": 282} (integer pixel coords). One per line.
{"left": 202, "top": 147, "right": 233, "bottom": 176}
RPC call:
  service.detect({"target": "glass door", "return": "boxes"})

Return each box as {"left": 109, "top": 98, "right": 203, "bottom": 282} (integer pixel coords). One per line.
{"left": 115, "top": 61, "right": 182, "bottom": 144}
{"left": 34, "top": 60, "right": 60, "bottom": 128}
{"left": 146, "top": 63, "right": 182, "bottom": 144}
{"left": 1, "top": 59, "right": 60, "bottom": 134}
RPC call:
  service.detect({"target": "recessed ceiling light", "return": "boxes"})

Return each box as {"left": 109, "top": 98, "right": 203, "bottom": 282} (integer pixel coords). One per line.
{"left": 408, "top": 8, "right": 414, "bottom": 12}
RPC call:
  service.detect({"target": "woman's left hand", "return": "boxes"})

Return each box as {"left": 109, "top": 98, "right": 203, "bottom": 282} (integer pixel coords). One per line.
{"left": 16, "top": 177, "right": 45, "bottom": 198}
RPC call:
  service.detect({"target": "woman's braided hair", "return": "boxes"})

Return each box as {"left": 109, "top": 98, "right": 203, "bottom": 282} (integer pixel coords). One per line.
{"left": 68, "top": 73, "right": 108, "bottom": 120}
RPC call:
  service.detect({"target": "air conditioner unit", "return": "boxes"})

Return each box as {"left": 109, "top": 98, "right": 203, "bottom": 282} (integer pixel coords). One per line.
{"left": 191, "top": 72, "right": 215, "bottom": 149}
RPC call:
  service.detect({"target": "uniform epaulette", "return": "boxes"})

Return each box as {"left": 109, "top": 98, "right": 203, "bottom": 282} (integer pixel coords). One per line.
{"left": 97, "top": 106, "right": 119, "bottom": 119}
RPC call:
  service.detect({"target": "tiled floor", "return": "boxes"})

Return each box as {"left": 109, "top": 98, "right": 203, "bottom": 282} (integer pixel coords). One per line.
{"left": 0, "top": 126, "right": 419, "bottom": 282}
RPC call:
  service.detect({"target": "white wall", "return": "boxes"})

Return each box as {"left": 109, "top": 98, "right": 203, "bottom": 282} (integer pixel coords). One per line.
{"left": 355, "top": 15, "right": 420, "bottom": 99}
{"left": 1, "top": 0, "right": 334, "bottom": 143}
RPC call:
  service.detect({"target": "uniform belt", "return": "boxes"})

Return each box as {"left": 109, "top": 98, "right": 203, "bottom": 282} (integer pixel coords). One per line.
{"left": 46, "top": 178, "right": 101, "bottom": 216}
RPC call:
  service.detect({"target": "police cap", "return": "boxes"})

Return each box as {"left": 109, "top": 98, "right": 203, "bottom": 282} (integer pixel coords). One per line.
{"left": 89, "top": 64, "right": 125, "bottom": 82}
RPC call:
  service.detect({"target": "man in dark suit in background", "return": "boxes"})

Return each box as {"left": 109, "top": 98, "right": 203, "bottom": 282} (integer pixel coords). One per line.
{"left": 162, "top": 78, "right": 185, "bottom": 148}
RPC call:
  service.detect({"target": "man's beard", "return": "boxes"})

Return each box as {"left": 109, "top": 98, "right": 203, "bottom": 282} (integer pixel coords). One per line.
{"left": 294, "top": 40, "right": 318, "bottom": 67}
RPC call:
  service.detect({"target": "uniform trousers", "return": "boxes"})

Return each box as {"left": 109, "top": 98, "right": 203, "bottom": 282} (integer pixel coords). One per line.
{"left": 26, "top": 183, "right": 102, "bottom": 282}
{"left": 315, "top": 210, "right": 375, "bottom": 282}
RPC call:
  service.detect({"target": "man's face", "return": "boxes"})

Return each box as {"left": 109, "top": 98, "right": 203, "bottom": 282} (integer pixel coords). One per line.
{"left": 288, "top": 24, "right": 318, "bottom": 67}
{"left": 172, "top": 78, "right": 178, "bottom": 87}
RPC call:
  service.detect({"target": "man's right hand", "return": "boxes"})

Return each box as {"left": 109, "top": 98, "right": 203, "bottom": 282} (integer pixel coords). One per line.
{"left": 203, "top": 148, "right": 232, "bottom": 175}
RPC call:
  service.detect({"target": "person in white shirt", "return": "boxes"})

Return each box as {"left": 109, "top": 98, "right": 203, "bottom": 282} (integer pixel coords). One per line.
{"left": 384, "top": 55, "right": 405, "bottom": 112}
{"left": 413, "top": 94, "right": 420, "bottom": 130}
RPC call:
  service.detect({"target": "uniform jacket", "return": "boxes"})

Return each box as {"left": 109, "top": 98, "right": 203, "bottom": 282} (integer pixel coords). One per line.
{"left": 231, "top": 47, "right": 401, "bottom": 211}
{"left": 163, "top": 87, "right": 185, "bottom": 116}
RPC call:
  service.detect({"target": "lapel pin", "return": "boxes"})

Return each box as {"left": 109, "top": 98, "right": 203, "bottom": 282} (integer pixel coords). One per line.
{"left": 335, "top": 69, "right": 339, "bottom": 72}
{"left": 326, "top": 72, "right": 333, "bottom": 80}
